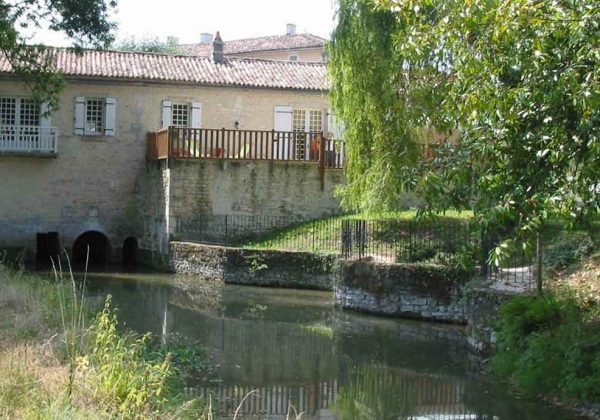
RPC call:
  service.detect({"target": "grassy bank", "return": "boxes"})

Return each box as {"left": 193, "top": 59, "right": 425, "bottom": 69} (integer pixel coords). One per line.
{"left": 491, "top": 251, "right": 600, "bottom": 408}
{"left": 240, "top": 210, "right": 474, "bottom": 257}
{"left": 0, "top": 264, "right": 211, "bottom": 419}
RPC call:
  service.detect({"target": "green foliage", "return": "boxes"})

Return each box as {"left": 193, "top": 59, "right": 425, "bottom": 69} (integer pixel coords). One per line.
{"left": 113, "top": 36, "right": 184, "bottom": 54}
{"left": 543, "top": 228, "right": 595, "bottom": 272}
{"left": 78, "top": 296, "right": 174, "bottom": 416}
{"left": 0, "top": 0, "right": 117, "bottom": 109}
{"left": 492, "top": 294, "right": 600, "bottom": 402}
{"left": 330, "top": 0, "right": 600, "bottom": 245}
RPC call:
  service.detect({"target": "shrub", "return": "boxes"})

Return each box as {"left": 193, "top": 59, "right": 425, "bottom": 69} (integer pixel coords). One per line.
{"left": 492, "top": 294, "right": 600, "bottom": 403}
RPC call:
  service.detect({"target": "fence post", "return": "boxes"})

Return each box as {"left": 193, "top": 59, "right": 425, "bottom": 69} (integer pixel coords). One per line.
{"left": 355, "top": 220, "right": 366, "bottom": 259}
{"left": 536, "top": 232, "right": 543, "bottom": 295}
{"left": 341, "top": 219, "right": 351, "bottom": 258}
{"left": 318, "top": 133, "right": 326, "bottom": 191}
{"left": 481, "top": 226, "right": 489, "bottom": 279}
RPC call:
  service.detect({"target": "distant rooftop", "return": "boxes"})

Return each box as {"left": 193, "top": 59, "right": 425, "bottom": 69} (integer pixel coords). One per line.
{"left": 180, "top": 33, "right": 327, "bottom": 57}
{"left": 0, "top": 48, "right": 330, "bottom": 91}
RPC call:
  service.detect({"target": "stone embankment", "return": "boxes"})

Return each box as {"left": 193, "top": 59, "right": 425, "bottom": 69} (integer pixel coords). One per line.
{"left": 170, "top": 241, "right": 522, "bottom": 353}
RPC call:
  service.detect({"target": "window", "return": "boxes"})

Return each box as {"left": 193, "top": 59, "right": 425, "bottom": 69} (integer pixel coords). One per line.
{"left": 289, "top": 54, "right": 299, "bottom": 62}
{"left": 309, "top": 110, "right": 322, "bottom": 132}
{"left": 292, "top": 109, "right": 306, "bottom": 132}
{"left": 75, "top": 97, "right": 116, "bottom": 137}
{"left": 171, "top": 103, "right": 190, "bottom": 127}
{"left": 0, "top": 97, "right": 39, "bottom": 127}
{"left": 85, "top": 99, "right": 104, "bottom": 134}
{"left": 293, "top": 109, "right": 322, "bottom": 133}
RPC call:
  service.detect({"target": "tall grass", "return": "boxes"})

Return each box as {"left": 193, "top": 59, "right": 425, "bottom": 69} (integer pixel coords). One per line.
{"left": 0, "top": 259, "right": 211, "bottom": 419}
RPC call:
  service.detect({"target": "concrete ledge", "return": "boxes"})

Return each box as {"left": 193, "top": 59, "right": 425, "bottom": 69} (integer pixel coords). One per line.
{"left": 169, "top": 241, "right": 336, "bottom": 290}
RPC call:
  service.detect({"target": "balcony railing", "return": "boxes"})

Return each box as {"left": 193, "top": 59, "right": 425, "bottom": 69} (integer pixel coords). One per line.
{"left": 0, "top": 125, "right": 58, "bottom": 156}
{"left": 147, "top": 127, "right": 346, "bottom": 169}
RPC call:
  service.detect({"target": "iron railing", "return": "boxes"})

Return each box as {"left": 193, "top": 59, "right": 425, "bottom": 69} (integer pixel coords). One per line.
{"left": 173, "top": 215, "right": 478, "bottom": 265}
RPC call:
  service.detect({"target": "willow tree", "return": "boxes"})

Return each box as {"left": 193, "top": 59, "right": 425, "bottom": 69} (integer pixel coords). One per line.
{"left": 329, "top": 0, "right": 600, "bottom": 245}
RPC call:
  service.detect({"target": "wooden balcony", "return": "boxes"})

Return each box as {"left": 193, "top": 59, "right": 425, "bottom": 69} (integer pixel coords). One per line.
{"left": 147, "top": 127, "right": 346, "bottom": 169}
{"left": 0, "top": 125, "right": 58, "bottom": 156}
{"left": 148, "top": 127, "right": 346, "bottom": 169}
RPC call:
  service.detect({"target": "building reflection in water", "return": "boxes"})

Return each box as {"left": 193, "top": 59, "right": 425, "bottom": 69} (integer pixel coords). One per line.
{"left": 85, "top": 275, "right": 565, "bottom": 420}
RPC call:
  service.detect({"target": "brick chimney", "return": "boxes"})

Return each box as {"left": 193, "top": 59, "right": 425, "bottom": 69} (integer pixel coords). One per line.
{"left": 212, "top": 31, "right": 224, "bottom": 63}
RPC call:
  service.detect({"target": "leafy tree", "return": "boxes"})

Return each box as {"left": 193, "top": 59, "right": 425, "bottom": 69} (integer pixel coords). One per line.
{"left": 329, "top": 0, "right": 600, "bottom": 249}
{"left": 0, "top": 0, "right": 117, "bottom": 109}
{"left": 113, "top": 36, "right": 184, "bottom": 54}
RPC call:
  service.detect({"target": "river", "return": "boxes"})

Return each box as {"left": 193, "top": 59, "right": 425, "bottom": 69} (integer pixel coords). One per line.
{"left": 81, "top": 269, "right": 578, "bottom": 420}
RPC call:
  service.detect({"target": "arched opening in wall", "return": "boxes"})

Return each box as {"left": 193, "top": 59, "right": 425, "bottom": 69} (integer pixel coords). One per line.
{"left": 72, "top": 231, "right": 110, "bottom": 265}
{"left": 122, "top": 237, "right": 138, "bottom": 266}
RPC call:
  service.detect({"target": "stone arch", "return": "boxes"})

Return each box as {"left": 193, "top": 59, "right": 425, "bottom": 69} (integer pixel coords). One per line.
{"left": 122, "top": 236, "right": 138, "bottom": 266}
{"left": 72, "top": 231, "right": 110, "bottom": 265}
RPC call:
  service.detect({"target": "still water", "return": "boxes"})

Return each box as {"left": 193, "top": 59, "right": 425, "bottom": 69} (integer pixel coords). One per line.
{"left": 83, "top": 270, "right": 578, "bottom": 420}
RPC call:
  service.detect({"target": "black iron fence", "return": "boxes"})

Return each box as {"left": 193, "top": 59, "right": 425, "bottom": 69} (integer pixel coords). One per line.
{"left": 173, "top": 214, "right": 598, "bottom": 290}
{"left": 173, "top": 214, "right": 478, "bottom": 265}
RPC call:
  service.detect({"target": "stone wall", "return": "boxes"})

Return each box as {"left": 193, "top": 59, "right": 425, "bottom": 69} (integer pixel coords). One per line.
{"left": 334, "top": 259, "right": 472, "bottom": 324}
{"left": 0, "top": 78, "right": 330, "bottom": 262}
{"left": 466, "top": 287, "right": 514, "bottom": 354}
{"left": 168, "top": 159, "right": 344, "bottom": 223}
{"left": 170, "top": 241, "right": 336, "bottom": 290}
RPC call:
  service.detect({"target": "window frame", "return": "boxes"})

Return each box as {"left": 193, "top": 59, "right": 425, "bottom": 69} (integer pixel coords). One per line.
{"left": 84, "top": 98, "right": 106, "bottom": 136}
{"left": 0, "top": 97, "right": 40, "bottom": 127}
{"left": 171, "top": 102, "right": 191, "bottom": 128}
{"left": 292, "top": 108, "right": 323, "bottom": 133}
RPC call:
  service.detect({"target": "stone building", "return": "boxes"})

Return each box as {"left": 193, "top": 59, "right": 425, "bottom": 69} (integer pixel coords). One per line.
{"left": 179, "top": 24, "right": 327, "bottom": 63}
{"left": 0, "top": 38, "right": 344, "bottom": 266}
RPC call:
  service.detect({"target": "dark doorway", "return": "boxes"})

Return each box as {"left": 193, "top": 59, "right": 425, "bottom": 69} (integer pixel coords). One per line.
{"left": 122, "top": 237, "right": 138, "bottom": 266}
{"left": 36, "top": 232, "right": 60, "bottom": 265}
{"left": 72, "top": 231, "right": 110, "bottom": 265}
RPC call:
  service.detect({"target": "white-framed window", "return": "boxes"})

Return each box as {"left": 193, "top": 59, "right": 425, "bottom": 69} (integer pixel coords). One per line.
{"left": 0, "top": 97, "right": 40, "bottom": 127}
{"left": 85, "top": 98, "right": 104, "bottom": 134}
{"left": 161, "top": 100, "right": 202, "bottom": 129}
{"left": 292, "top": 109, "right": 323, "bottom": 133}
{"left": 74, "top": 97, "right": 116, "bottom": 137}
{"left": 289, "top": 54, "right": 299, "bottom": 62}
{"left": 171, "top": 103, "right": 190, "bottom": 128}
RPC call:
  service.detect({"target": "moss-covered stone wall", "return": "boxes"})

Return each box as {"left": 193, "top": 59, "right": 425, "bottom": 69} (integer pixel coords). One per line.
{"left": 170, "top": 241, "right": 336, "bottom": 290}
{"left": 335, "top": 259, "right": 472, "bottom": 324}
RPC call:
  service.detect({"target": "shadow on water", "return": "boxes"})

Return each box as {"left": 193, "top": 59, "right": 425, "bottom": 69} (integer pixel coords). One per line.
{"left": 81, "top": 270, "right": 580, "bottom": 420}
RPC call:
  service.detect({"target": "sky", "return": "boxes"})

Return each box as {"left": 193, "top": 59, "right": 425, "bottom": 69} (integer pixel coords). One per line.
{"left": 31, "top": 0, "right": 338, "bottom": 47}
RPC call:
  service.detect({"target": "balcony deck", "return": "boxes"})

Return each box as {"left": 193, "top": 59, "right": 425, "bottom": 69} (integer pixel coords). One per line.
{"left": 147, "top": 127, "right": 346, "bottom": 168}
{"left": 0, "top": 125, "right": 58, "bottom": 156}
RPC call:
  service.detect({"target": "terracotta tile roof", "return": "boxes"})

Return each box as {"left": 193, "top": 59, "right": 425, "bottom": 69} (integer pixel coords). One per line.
{"left": 0, "top": 48, "right": 329, "bottom": 91}
{"left": 180, "top": 33, "right": 326, "bottom": 57}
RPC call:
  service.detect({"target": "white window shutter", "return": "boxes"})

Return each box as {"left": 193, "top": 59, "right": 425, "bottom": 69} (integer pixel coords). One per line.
{"left": 191, "top": 102, "right": 202, "bottom": 128}
{"left": 161, "top": 100, "right": 172, "bottom": 128}
{"left": 274, "top": 106, "right": 293, "bottom": 160}
{"left": 40, "top": 102, "right": 51, "bottom": 128}
{"left": 274, "top": 106, "right": 292, "bottom": 131}
{"left": 74, "top": 96, "right": 85, "bottom": 135}
{"left": 104, "top": 97, "right": 116, "bottom": 136}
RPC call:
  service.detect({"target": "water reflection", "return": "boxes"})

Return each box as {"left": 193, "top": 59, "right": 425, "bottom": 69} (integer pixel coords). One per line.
{"left": 84, "top": 272, "right": 575, "bottom": 420}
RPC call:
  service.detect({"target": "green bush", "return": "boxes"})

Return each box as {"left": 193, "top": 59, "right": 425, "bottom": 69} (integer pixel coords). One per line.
{"left": 543, "top": 229, "right": 595, "bottom": 272}
{"left": 492, "top": 294, "right": 600, "bottom": 403}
